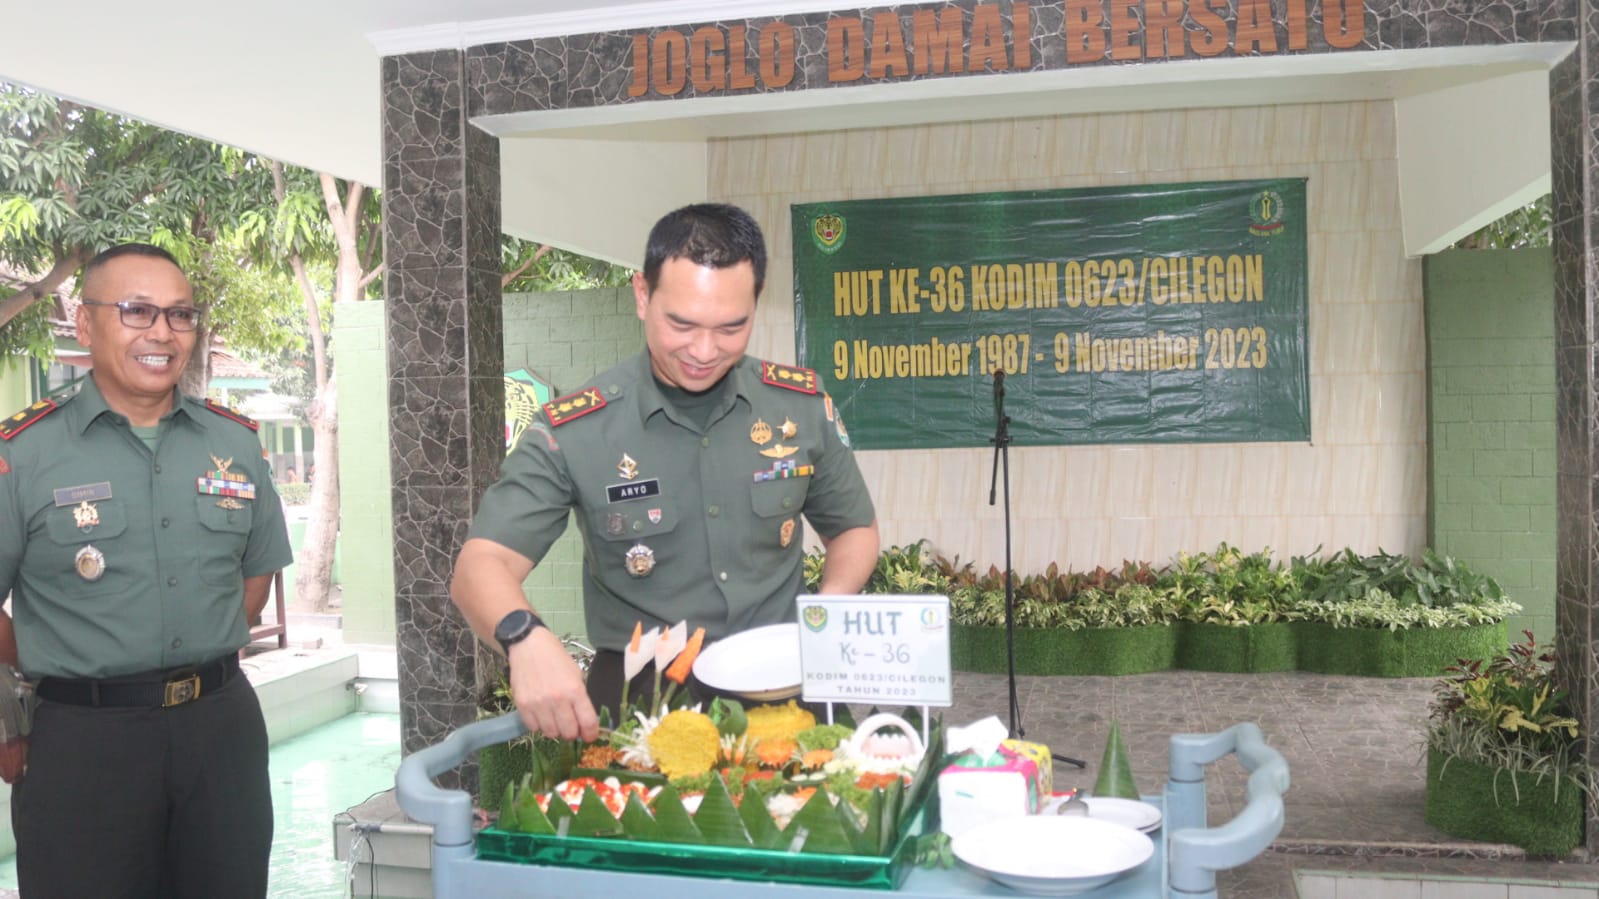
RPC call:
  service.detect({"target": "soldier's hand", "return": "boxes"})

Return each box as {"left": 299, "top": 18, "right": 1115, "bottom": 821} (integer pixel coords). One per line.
{"left": 0, "top": 736, "right": 26, "bottom": 784}
{"left": 508, "top": 628, "right": 599, "bottom": 743}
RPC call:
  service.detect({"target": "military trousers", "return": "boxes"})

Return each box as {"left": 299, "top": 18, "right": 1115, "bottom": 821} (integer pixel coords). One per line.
{"left": 13, "top": 671, "right": 272, "bottom": 899}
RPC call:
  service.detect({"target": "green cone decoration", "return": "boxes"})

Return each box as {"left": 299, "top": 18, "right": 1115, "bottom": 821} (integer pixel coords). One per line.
{"left": 1093, "top": 721, "right": 1140, "bottom": 800}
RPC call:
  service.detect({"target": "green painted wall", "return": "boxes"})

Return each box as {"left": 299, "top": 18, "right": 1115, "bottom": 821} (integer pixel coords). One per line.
{"left": 1425, "top": 248, "right": 1554, "bottom": 642}
{"left": 334, "top": 300, "right": 396, "bottom": 645}
{"left": 335, "top": 287, "right": 640, "bottom": 646}
{"left": 501, "top": 287, "right": 642, "bottom": 641}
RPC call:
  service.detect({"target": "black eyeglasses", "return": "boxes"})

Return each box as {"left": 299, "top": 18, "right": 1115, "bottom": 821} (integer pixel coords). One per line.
{"left": 80, "top": 299, "right": 204, "bottom": 332}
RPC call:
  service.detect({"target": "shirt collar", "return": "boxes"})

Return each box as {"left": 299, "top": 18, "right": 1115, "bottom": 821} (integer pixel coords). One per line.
{"left": 633, "top": 352, "right": 753, "bottom": 427}
{"left": 65, "top": 375, "right": 199, "bottom": 436}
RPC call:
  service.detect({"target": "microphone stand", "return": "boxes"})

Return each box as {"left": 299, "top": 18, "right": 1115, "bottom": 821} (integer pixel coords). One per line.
{"left": 988, "top": 368, "right": 1085, "bottom": 769}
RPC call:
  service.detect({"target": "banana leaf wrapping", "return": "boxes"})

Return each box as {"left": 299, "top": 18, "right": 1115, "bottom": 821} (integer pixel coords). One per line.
{"left": 476, "top": 726, "right": 944, "bottom": 889}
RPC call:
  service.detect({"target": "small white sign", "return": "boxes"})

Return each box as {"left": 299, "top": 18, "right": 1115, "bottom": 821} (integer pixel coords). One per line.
{"left": 796, "top": 594, "right": 953, "bottom": 706}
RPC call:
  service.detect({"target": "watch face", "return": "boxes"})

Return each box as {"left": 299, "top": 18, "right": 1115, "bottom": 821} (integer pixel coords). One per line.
{"left": 496, "top": 609, "right": 535, "bottom": 649}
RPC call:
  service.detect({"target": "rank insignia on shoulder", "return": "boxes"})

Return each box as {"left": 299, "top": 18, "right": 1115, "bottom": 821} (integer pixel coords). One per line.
{"left": 204, "top": 399, "right": 259, "bottom": 431}
{"left": 0, "top": 398, "right": 58, "bottom": 441}
{"left": 543, "top": 387, "right": 607, "bottom": 427}
{"left": 761, "top": 361, "right": 817, "bottom": 394}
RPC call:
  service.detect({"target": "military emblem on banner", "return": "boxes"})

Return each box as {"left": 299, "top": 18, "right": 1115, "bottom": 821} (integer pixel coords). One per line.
{"left": 1248, "top": 189, "right": 1286, "bottom": 237}
{"left": 811, "top": 213, "right": 846, "bottom": 254}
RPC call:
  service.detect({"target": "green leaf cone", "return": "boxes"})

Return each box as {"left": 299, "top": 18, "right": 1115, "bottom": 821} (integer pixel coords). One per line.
{"left": 571, "top": 786, "right": 625, "bottom": 838}
{"left": 514, "top": 786, "right": 558, "bottom": 835}
{"left": 648, "top": 784, "right": 704, "bottom": 845}
{"left": 693, "top": 774, "right": 753, "bottom": 848}
{"left": 619, "top": 792, "right": 660, "bottom": 841}
{"left": 1093, "top": 721, "right": 1141, "bottom": 800}
{"left": 737, "top": 784, "right": 784, "bottom": 849}
{"left": 781, "top": 788, "right": 857, "bottom": 855}
{"left": 497, "top": 782, "right": 519, "bottom": 831}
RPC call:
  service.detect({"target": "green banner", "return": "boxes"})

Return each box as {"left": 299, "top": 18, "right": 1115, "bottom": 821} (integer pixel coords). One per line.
{"left": 792, "top": 179, "right": 1310, "bottom": 449}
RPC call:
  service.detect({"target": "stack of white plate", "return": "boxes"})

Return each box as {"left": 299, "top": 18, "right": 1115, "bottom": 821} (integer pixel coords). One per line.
{"left": 1081, "top": 796, "right": 1163, "bottom": 833}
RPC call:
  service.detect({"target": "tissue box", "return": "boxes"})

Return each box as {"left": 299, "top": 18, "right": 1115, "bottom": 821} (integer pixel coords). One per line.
{"left": 938, "top": 738, "right": 1052, "bottom": 838}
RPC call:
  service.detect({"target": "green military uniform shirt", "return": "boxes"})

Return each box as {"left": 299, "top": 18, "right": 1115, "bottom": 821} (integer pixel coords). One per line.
{"left": 469, "top": 352, "right": 875, "bottom": 651}
{"left": 0, "top": 376, "right": 293, "bottom": 679}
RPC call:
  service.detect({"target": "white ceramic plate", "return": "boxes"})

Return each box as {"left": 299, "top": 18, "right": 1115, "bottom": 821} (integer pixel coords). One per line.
{"left": 1082, "top": 796, "right": 1163, "bottom": 833}
{"left": 691, "top": 623, "right": 802, "bottom": 701}
{"left": 951, "top": 816, "right": 1154, "bottom": 896}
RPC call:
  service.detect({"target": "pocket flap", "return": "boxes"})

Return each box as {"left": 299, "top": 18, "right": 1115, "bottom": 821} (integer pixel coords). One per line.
{"left": 45, "top": 501, "right": 128, "bottom": 544}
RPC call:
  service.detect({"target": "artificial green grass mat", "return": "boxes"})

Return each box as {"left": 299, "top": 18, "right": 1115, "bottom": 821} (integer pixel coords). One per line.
{"left": 1425, "top": 747, "right": 1583, "bottom": 857}
{"left": 478, "top": 741, "right": 537, "bottom": 812}
{"left": 951, "top": 624, "right": 1176, "bottom": 676}
{"left": 952, "top": 620, "right": 1505, "bottom": 678}
{"left": 1296, "top": 622, "right": 1504, "bottom": 677}
{"left": 1176, "top": 622, "right": 1297, "bottom": 673}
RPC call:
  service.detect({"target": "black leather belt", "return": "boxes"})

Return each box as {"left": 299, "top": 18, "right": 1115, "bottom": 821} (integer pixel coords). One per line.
{"left": 37, "top": 654, "right": 240, "bottom": 708}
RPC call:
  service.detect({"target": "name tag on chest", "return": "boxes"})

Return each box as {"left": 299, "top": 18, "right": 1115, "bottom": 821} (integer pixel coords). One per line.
{"left": 606, "top": 479, "right": 661, "bottom": 504}
{"left": 54, "top": 482, "right": 113, "bottom": 506}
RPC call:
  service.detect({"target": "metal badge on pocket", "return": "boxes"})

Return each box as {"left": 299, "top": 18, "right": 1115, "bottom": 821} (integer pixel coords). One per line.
{"left": 75, "top": 545, "right": 106, "bottom": 581}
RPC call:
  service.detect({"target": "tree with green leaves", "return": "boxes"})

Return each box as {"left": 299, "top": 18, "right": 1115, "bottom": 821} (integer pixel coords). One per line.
{"left": 0, "top": 84, "right": 295, "bottom": 377}
{"left": 1455, "top": 195, "right": 1551, "bottom": 250}
{"left": 502, "top": 238, "right": 631, "bottom": 292}
{"left": 232, "top": 163, "right": 382, "bottom": 612}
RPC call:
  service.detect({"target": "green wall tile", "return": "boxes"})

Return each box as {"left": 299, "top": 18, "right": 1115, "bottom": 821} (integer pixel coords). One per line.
{"left": 336, "top": 289, "right": 641, "bottom": 649}
{"left": 1425, "top": 249, "right": 1554, "bottom": 643}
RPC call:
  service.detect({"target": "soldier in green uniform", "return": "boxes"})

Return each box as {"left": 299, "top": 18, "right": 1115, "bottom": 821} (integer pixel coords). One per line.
{"left": 452, "top": 204, "right": 879, "bottom": 742}
{"left": 0, "top": 243, "right": 293, "bottom": 898}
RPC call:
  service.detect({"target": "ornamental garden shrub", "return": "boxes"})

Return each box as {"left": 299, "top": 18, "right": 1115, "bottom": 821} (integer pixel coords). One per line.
{"left": 1424, "top": 633, "right": 1589, "bottom": 856}
{"left": 805, "top": 541, "right": 1520, "bottom": 678}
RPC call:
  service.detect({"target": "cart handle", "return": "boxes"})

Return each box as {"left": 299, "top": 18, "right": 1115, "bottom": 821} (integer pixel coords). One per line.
{"left": 1166, "top": 722, "right": 1290, "bottom": 897}
{"left": 396, "top": 712, "right": 528, "bottom": 847}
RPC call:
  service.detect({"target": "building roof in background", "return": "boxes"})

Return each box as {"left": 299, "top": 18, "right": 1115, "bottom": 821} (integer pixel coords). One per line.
{"left": 211, "top": 348, "right": 270, "bottom": 380}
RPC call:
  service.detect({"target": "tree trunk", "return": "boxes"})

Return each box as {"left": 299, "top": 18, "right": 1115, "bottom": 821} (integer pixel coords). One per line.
{"left": 178, "top": 322, "right": 211, "bottom": 398}
{"left": 295, "top": 369, "right": 340, "bottom": 612}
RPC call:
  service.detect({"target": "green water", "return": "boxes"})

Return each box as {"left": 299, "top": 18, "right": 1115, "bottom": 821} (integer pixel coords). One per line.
{"left": 0, "top": 712, "right": 402, "bottom": 898}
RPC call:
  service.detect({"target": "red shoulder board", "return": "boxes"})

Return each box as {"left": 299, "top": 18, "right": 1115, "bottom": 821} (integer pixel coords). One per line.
{"left": 542, "top": 387, "right": 607, "bottom": 427}
{"left": 0, "top": 398, "right": 58, "bottom": 441}
{"left": 205, "top": 399, "right": 259, "bottom": 431}
{"left": 760, "top": 361, "right": 817, "bottom": 395}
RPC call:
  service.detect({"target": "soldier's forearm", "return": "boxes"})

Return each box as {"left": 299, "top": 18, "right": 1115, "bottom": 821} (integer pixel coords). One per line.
{"left": 0, "top": 610, "right": 15, "bottom": 668}
{"left": 243, "top": 574, "right": 275, "bottom": 623}
{"left": 817, "top": 520, "right": 880, "bottom": 594}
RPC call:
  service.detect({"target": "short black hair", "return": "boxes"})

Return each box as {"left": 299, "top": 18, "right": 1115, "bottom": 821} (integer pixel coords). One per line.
{"left": 640, "top": 203, "right": 767, "bottom": 298}
{"left": 82, "top": 242, "right": 184, "bottom": 286}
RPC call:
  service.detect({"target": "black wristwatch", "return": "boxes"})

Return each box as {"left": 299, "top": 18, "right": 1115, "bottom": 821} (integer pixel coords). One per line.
{"left": 494, "top": 608, "right": 546, "bottom": 655}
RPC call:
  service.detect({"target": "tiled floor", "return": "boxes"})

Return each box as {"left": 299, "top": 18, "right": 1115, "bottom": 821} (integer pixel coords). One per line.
{"left": 946, "top": 669, "right": 1599, "bottom": 898}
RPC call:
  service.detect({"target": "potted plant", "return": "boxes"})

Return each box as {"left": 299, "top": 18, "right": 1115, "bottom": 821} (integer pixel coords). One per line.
{"left": 1295, "top": 549, "right": 1514, "bottom": 677}
{"left": 947, "top": 560, "right": 1179, "bottom": 676}
{"left": 815, "top": 541, "right": 1521, "bottom": 679}
{"left": 1169, "top": 544, "right": 1301, "bottom": 673}
{"left": 1424, "top": 632, "right": 1589, "bottom": 856}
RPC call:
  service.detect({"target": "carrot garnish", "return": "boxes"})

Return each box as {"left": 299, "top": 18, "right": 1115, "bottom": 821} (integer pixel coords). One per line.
{"left": 665, "top": 627, "right": 706, "bottom": 685}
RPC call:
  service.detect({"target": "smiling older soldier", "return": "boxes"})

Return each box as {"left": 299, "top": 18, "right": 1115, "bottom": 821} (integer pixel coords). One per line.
{"left": 0, "top": 243, "right": 292, "bottom": 899}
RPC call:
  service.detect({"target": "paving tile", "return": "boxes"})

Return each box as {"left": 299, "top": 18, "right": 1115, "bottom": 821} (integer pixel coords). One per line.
{"left": 942, "top": 669, "right": 1599, "bottom": 896}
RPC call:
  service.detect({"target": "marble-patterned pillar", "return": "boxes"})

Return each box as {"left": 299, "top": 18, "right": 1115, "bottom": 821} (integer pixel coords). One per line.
{"left": 1551, "top": 3, "right": 1599, "bottom": 853}
{"left": 381, "top": 49, "right": 506, "bottom": 783}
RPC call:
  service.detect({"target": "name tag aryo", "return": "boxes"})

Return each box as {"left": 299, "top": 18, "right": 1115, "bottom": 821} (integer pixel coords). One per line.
{"left": 606, "top": 479, "right": 661, "bottom": 504}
